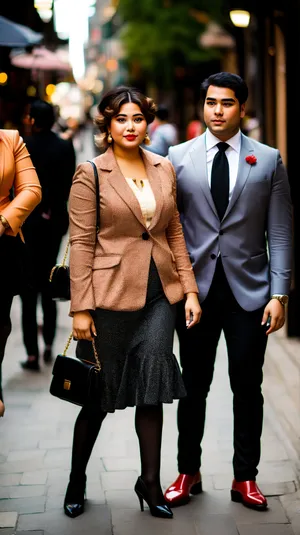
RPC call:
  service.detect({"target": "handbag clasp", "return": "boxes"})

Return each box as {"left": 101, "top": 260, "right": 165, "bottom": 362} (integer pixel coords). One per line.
{"left": 64, "top": 379, "right": 71, "bottom": 390}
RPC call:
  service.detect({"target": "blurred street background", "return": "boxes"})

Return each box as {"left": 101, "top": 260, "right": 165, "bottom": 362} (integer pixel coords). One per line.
{"left": 0, "top": 0, "right": 300, "bottom": 533}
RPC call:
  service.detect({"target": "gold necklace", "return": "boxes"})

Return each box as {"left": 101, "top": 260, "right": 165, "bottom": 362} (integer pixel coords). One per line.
{"left": 133, "top": 178, "right": 144, "bottom": 190}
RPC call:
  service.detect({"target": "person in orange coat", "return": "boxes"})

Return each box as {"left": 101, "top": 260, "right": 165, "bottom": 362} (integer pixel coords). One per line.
{"left": 0, "top": 130, "right": 42, "bottom": 417}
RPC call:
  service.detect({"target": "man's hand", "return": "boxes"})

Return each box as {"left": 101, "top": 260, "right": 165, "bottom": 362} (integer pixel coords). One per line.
{"left": 261, "top": 299, "right": 285, "bottom": 335}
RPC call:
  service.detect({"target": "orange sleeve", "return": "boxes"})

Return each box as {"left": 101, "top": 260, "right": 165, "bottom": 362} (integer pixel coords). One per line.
{"left": 2, "top": 131, "right": 42, "bottom": 235}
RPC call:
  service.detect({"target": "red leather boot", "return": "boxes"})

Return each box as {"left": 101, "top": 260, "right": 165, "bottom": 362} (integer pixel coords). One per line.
{"left": 164, "top": 472, "right": 202, "bottom": 506}
{"left": 231, "top": 480, "right": 268, "bottom": 511}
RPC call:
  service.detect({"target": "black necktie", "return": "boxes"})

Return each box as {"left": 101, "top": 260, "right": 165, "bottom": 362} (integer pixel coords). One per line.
{"left": 211, "top": 142, "right": 229, "bottom": 220}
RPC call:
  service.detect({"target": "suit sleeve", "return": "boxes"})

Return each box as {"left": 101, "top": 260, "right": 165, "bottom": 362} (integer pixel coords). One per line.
{"left": 165, "top": 161, "right": 199, "bottom": 295}
{"left": 2, "top": 131, "right": 42, "bottom": 235}
{"left": 69, "top": 162, "right": 97, "bottom": 314}
{"left": 267, "top": 151, "right": 292, "bottom": 295}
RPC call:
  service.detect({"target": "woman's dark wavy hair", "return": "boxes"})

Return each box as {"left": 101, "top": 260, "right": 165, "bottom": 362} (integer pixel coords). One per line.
{"left": 200, "top": 72, "right": 248, "bottom": 106}
{"left": 94, "top": 86, "right": 157, "bottom": 148}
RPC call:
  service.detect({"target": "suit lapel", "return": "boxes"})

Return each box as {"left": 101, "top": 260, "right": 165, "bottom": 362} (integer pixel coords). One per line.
{"left": 223, "top": 134, "right": 254, "bottom": 220}
{"left": 189, "top": 134, "right": 219, "bottom": 219}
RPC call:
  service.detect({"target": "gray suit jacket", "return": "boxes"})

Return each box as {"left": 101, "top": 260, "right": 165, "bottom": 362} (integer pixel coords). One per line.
{"left": 168, "top": 132, "right": 292, "bottom": 311}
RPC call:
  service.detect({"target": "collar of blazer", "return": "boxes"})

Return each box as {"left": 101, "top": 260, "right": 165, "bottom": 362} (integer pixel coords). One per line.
{"left": 95, "top": 145, "right": 164, "bottom": 230}
{"left": 189, "top": 132, "right": 256, "bottom": 221}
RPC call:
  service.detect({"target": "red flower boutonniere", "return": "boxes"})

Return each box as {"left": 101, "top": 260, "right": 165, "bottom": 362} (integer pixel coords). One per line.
{"left": 245, "top": 155, "right": 257, "bottom": 165}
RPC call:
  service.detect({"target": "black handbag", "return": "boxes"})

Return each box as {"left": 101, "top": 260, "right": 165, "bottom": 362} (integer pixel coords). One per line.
{"left": 50, "top": 333, "right": 101, "bottom": 406}
{"left": 49, "top": 160, "right": 100, "bottom": 301}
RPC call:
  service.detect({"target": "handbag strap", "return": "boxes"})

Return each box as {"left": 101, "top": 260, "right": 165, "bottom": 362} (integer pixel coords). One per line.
{"left": 63, "top": 332, "right": 101, "bottom": 372}
{"left": 57, "top": 160, "right": 100, "bottom": 266}
{"left": 87, "top": 160, "right": 100, "bottom": 235}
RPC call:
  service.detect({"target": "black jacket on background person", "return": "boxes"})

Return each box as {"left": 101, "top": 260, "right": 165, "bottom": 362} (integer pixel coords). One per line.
{"left": 20, "top": 129, "right": 76, "bottom": 369}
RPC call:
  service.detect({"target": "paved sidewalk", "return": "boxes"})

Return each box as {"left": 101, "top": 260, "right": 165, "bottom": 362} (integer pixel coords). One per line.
{"left": 1, "top": 127, "right": 300, "bottom": 534}
{"left": 1, "top": 291, "right": 300, "bottom": 534}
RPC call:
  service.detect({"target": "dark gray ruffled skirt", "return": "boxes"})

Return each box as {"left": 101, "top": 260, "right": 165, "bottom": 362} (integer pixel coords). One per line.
{"left": 76, "top": 258, "right": 186, "bottom": 412}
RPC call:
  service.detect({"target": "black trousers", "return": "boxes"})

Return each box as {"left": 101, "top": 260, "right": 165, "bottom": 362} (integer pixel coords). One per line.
{"left": 176, "top": 258, "right": 268, "bottom": 481}
{"left": 0, "top": 293, "right": 14, "bottom": 401}
{"left": 20, "top": 222, "right": 63, "bottom": 359}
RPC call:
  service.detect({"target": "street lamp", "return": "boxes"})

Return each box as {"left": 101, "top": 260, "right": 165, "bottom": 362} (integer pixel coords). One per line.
{"left": 34, "top": 0, "right": 53, "bottom": 23}
{"left": 229, "top": 9, "right": 250, "bottom": 28}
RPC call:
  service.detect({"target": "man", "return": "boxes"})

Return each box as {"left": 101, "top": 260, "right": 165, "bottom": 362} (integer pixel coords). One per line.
{"left": 146, "top": 105, "right": 178, "bottom": 156}
{"left": 20, "top": 100, "right": 76, "bottom": 370}
{"left": 164, "top": 72, "right": 292, "bottom": 511}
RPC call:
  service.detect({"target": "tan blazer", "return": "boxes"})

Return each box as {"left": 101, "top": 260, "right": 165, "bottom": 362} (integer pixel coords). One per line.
{"left": 0, "top": 130, "right": 42, "bottom": 236}
{"left": 69, "top": 147, "right": 198, "bottom": 313}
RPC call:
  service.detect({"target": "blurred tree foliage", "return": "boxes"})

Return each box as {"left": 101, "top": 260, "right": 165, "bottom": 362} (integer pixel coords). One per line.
{"left": 118, "top": 0, "right": 224, "bottom": 87}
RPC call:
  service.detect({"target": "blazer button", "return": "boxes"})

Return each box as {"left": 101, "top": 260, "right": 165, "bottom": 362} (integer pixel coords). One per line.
{"left": 142, "top": 232, "right": 149, "bottom": 240}
{"left": 219, "top": 230, "right": 224, "bottom": 235}
{"left": 211, "top": 253, "right": 217, "bottom": 259}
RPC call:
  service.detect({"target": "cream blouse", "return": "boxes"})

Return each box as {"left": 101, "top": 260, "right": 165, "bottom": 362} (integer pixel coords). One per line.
{"left": 126, "top": 178, "right": 156, "bottom": 228}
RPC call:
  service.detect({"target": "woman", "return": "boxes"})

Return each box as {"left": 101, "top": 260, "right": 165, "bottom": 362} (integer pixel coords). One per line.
{"left": 0, "top": 129, "right": 42, "bottom": 417}
{"left": 66, "top": 86, "right": 201, "bottom": 520}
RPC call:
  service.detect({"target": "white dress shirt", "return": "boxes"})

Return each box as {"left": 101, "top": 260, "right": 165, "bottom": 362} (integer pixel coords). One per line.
{"left": 205, "top": 129, "right": 241, "bottom": 201}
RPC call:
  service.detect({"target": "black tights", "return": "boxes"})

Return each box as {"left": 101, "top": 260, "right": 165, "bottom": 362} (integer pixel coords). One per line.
{"left": 70, "top": 403, "right": 164, "bottom": 503}
{"left": 0, "top": 294, "right": 14, "bottom": 402}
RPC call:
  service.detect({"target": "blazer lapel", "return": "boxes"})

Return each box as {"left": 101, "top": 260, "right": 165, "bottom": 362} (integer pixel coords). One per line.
{"left": 223, "top": 134, "right": 254, "bottom": 220}
{"left": 141, "top": 149, "right": 163, "bottom": 230}
{"left": 99, "top": 147, "right": 148, "bottom": 229}
{"left": 189, "top": 134, "right": 219, "bottom": 219}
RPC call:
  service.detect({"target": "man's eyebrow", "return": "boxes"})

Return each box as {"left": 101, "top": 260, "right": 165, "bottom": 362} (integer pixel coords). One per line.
{"left": 206, "top": 97, "right": 236, "bottom": 103}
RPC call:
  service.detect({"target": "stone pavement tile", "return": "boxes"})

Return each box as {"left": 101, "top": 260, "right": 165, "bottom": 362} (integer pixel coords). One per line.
{"left": 0, "top": 511, "right": 18, "bottom": 528}
{"left": 193, "top": 514, "right": 239, "bottom": 535}
{"left": 100, "top": 470, "right": 138, "bottom": 491}
{"left": 17, "top": 505, "right": 111, "bottom": 535}
{"left": 232, "top": 497, "right": 288, "bottom": 524}
{"left": 258, "top": 461, "right": 297, "bottom": 483}
{"left": 8, "top": 485, "right": 46, "bottom": 499}
{"left": 102, "top": 456, "right": 140, "bottom": 472}
{"left": 291, "top": 516, "right": 300, "bottom": 535}
{"left": 42, "top": 449, "right": 72, "bottom": 469}
{"left": 0, "top": 459, "right": 45, "bottom": 474}
{"left": 262, "top": 482, "right": 297, "bottom": 496}
{"left": 0, "top": 529, "right": 15, "bottom": 535}
{"left": 0, "top": 496, "right": 46, "bottom": 514}
{"left": 17, "top": 532, "right": 44, "bottom": 535}
{"left": 237, "top": 525, "right": 294, "bottom": 534}
{"left": 20, "top": 470, "right": 48, "bottom": 485}
{"left": 111, "top": 508, "right": 198, "bottom": 535}
{"left": 0, "top": 470, "right": 31, "bottom": 485}
{"left": 6, "top": 450, "right": 46, "bottom": 463}
{"left": 105, "top": 489, "right": 138, "bottom": 509}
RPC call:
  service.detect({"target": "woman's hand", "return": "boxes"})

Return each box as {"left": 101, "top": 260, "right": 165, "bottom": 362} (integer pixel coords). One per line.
{"left": 73, "top": 311, "right": 97, "bottom": 341}
{"left": 185, "top": 292, "right": 202, "bottom": 329}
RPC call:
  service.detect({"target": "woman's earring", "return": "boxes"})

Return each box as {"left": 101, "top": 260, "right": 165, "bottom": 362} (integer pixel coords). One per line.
{"left": 143, "top": 132, "right": 151, "bottom": 145}
{"left": 107, "top": 133, "right": 112, "bottom": 144}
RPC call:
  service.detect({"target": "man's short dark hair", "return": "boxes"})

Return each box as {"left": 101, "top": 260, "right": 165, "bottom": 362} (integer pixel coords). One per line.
{"left": 29, "top": 99, "right": 55, "bottom": 130}
{"left": 200, "top": 72, "right": 248, "bottom": 106}
{"left": 156, "top": 105, "right": 169, "bottom": 121}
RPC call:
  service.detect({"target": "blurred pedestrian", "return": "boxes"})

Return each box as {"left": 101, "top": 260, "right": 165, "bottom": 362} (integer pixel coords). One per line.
{"left": 64, "top": 86, "right": 201, "bottom": 519}
{"left": 20, "top": 100, "right": 76, "bottom": 371}
{"left": 146, "top": 105, "right": 178, "bottom": 156}
{"left": 164, "top": 72, "right": 292, "bottom": 511}
{"left": 186, "top": 112, "right": 204, "bottom": 140}
{"left": 0, "top": 129, "right": 41, "bottom": 416}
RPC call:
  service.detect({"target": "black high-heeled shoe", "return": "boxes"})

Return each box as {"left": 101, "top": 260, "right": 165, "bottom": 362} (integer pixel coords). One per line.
{"left": 134, "top": 476, "right": 173, "bottom": 519}
{"left": 64, "top": 475, "right": 86, "bottom": 518}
